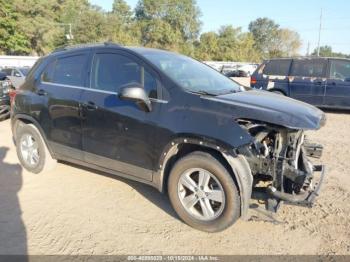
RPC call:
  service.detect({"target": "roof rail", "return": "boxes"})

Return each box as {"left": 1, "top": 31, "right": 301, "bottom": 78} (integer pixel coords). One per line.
{"left": 52, "top": 42, "right": 122, "bottom": 53}
{"left": 103, "top": 41, "right": 122, "bottom": 47}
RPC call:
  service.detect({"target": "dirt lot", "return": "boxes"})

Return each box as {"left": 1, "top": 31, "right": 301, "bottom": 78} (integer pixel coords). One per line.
{"left": 0, "top": 112, "right": 349, "bottom": 255}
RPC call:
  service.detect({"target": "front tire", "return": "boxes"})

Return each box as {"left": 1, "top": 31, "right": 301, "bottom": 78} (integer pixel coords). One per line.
{"left": 16, "top": 123, "right": 57, "bottom": 174}
{"left": 168, "top": 151, "right": 240, "bottom": 232}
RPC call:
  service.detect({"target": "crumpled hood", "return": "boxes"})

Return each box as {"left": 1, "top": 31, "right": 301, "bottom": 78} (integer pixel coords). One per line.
{"left": 205, "top": 90, "right": 326, "bottom": 130}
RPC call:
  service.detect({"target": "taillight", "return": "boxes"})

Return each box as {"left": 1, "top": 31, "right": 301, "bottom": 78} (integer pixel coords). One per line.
{"left": 250, "top": 76, "right": 257, "bottom": 85}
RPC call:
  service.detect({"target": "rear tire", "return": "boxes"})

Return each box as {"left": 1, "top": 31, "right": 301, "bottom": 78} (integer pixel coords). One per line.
{"left": 16, "top": 123, "right": 57, "bottom": 174}
{"left": 168, "top": 151, "right": 240, "bottom": 232}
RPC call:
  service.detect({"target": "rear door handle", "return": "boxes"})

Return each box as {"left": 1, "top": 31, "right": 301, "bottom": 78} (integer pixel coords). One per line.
{"left": 315, "top": 81, "right": 323, "bottom": 85}
{"left": 81, "top": 101, "right": 98, "bottom": 111}
{"left": 36, "top": 89, "right": 47, "bottom": 96}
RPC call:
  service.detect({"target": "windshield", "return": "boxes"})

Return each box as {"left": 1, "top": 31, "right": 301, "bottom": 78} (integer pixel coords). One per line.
{"left": 143, "top": 52, "right": 241, "bottom": 95}
{"left": 19, "top": 68, "right": 30, "bottom": 76}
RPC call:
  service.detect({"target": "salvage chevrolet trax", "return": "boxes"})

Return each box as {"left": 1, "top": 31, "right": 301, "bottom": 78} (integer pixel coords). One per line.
{"left": 11, "top": 43, "right": 326, "bottom": 232}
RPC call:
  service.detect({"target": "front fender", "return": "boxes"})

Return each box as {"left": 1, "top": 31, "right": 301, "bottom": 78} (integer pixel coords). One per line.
{"left": 154, "top": 137, "right": 253, "bottom": 220}
{"left": 223, "top": 153, "right": 253, "bottom": 220}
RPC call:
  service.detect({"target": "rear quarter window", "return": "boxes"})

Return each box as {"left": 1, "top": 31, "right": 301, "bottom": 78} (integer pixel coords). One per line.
{"left": 263, "top": 60, "right": 291, "bottom": 76}
{"left": 26, "top": 58, "right": 44, "bottom": 80}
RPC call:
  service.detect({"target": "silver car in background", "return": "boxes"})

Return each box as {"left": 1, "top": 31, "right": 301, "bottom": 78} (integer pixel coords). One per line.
{"left": 1, "top": 67, "right": 30, "bottom": 89}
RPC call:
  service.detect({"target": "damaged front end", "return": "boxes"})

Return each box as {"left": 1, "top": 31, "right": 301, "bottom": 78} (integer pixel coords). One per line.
{"left": 236, "top": 119, "right": 325, "bottom": 212}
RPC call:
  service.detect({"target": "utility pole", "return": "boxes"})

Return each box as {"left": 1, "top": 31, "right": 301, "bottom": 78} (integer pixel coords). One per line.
{"left": 317, "top": 8, "right": 323, "bottom": 57}
{"left": 55, "top": 23, "right": 73, "bottom": 41}
{"left": 307, "top": 41, "right": 310, "bottom": 56}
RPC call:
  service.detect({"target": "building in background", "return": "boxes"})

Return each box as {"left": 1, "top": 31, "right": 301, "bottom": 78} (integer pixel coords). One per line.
{"left": 0, "top": 56, "right": 39, "bottom": 69}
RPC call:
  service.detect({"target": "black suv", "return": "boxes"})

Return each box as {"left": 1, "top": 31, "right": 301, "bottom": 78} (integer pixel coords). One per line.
{"left": 11, "top": 43, "right": 326, "bottom": 232}
{"left": 251, "top": 57, "right": 350, "bottom": 109}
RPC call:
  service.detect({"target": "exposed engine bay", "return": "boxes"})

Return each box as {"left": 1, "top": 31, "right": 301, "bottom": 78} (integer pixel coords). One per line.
{"left": 236, "top": 119, "right": 325, "bottom": 212}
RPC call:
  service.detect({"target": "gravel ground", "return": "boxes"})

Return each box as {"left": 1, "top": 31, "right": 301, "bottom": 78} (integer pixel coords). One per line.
{"left": 0, "top": 112, "right": 349, "bottom": 255}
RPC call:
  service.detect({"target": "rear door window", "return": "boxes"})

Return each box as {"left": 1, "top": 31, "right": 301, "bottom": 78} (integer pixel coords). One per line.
{"left": 291, "top": 59, "right": 327, "bottom": 78}
{"left": 329, "top": 60, "right": 350, "bottom": 80}
{"left": 41, "top": 54, "right": 88, "bottom": 86}
{"left": 263, "top": 59, "right": 291, "bottom": 76}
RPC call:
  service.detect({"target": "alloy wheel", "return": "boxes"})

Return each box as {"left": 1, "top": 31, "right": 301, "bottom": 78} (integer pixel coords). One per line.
{"left": 177, "top": 168, "right": 225, "bottom": 221}
{"left": 20, "top": 133, "right": 40, "bottom": 167}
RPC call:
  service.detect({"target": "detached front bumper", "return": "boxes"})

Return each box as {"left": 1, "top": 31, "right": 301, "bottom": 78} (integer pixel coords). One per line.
{"left": 268, "top": 164, "right": 326, "bottom": 207}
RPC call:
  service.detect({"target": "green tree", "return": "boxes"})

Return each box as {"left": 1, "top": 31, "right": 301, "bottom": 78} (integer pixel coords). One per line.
{"left": 270, "top": 29, "right": 301, "bottom": 57}
{"left": 235, "top": 32, "right": 261, "bottom": 62}
{"left": 194, "top": 26, "right": 261, "bottom": 62}
{"left": 13, "top": 0, "right": 64, "bottom": 55}
{"left": 312, "top": 45, "right": 350, "bottom": 58}
{"left": 0, "top": 0, "right": 30, "bottom": 54}
{"left": 313, "top": 45, "right": 333, "bottom": 57}
{"left": 195, "top": 32, "right": 219, "bottom": 60}
{"left": 72, "top": 7, "right": 108, "bottom": 44}
{"left": 104, "top": 14, "right": 141, "bottom": 45}
{"left": 107, "top": 0, "right": 140, "bottom": 45}
{"left": 248, "top": 17, "right": 279, "bottom": 57}
{"left": 249, "top": 17, "right": 301, "bottom": 58}
{"left": 112, "top": 0, "right": 133, "bottom": 23}
{"left": 0, "top": 0, "right": 305, "bottom": 61}
{"left": 135, "top": 0, "right": 201, "bottom": 52}
{"left": 216, "top": 26, "right": 241, "bottom": 61}
{"left": 56, "top": 0, "right": 90, "bottom": 46}
{"left": 201, "top": 26, "right": 260, "bottom": 62}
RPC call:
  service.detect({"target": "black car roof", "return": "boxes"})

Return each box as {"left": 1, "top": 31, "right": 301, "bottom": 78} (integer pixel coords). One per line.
{"left": 52, "top": 42, "right": 122, "bottom": 53}
{"left": 128, "top": 47, "right": 178, "bottom": 55}
{"left": 51, "top": 42, "right": 177, "bottom": 57}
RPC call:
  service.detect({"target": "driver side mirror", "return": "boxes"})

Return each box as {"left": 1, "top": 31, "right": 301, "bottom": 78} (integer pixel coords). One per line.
{"left": 119, "top": 85, "right": 152, "bottom": 112}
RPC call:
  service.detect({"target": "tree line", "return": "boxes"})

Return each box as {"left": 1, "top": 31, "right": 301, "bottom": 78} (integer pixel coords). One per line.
{"left": 0, "top": 0, "right": 346, "bottom": 61}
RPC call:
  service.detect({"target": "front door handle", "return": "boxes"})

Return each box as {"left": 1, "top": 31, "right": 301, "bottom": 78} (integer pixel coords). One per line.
{"left": 81, "top": 101, "right": 98, "bottom": 111}
{"left": 36, "top": 89, "right": 47, "bottom": 96}
{"left": 315, "top": 81, "right": 323, "bottom": 85}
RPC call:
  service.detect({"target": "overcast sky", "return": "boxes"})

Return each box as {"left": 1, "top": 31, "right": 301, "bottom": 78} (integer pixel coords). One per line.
{"left": 90, "top": 0, "right": 350, "bottom": 55}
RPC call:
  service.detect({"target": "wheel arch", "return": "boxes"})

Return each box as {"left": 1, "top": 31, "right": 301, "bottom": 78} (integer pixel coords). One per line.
{"left": 155, "top": 137, "right": 253, "bottom": 219}
{"left": 270, "top": 88, "right": 287, "bottom": 96}
{"left": 12, "top": 114, "right": 55, "bottom": 157}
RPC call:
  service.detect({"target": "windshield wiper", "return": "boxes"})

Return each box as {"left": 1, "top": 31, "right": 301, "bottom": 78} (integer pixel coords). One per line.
{"left": 187, "top": 90, "right": 218, "bottom": 96}
{"left": 216, "top": 89, "right": 241, "bottom": 95}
